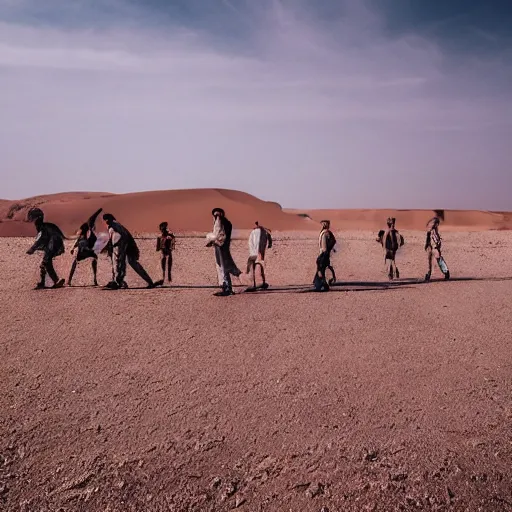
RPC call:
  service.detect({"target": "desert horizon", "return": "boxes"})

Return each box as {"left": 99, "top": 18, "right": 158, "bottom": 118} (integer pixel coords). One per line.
{"left": 1, "top": 188, "right": 511, "bottom": 238}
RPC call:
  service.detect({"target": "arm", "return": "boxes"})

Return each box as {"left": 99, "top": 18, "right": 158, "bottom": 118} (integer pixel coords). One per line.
{"left": 26, "top": 231, "right": 43, "bottom": 254}
{"left": 87, "top": 208, "right": 103, "bottom": 230}
{"left": 156, "top": 237, "right": 161, "bottom": 252}
{"left": 320, "top": 231, "right": 328, "bottom": 253}
{"left": 424, "top": 231, "right": 431, "bottom": 251}
{"left": 206, "top": 218, "right": 226, "bottom": 246}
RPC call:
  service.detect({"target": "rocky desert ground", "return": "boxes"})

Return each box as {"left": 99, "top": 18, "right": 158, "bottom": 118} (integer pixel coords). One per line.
{"left": 1, "top": 231, "right": 511, "bottom": 511}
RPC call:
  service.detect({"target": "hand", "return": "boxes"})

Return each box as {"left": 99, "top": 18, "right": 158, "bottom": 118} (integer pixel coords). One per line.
{"left": 206, "top": 241, "right": 213, "bottom": 247}
{"left": 26, "top": 248, "right": 34, "bottom": 255}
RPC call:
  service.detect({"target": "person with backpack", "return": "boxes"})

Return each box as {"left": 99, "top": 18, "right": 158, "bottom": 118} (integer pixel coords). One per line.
{"left": 246, "top": 221, "right": 272, "bottom": 291}
{"left": 206, "top": 208, "right": 242, "bottom": 296}
{"left": 424, "top": 216, "right": 450, "bottom": 281}
{"left": 377, "top": 217, "right": 404, "bottom": 280}
{"left": 313, "top": 220, "right": 337, "bottom": 292}
{"left": 155, "top": 221, "right": 176, "bottom": 286}
{"left": 26, "top": 207, "right": 66, "bottom": 289}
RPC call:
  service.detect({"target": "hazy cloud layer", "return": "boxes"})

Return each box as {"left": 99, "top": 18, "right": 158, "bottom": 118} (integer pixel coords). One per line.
{"left": 1, "top": 0, "right": 511, "bottom": 209}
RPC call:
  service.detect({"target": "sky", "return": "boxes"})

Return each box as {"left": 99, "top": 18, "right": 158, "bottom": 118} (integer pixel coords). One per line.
{"left": 1, "top": 0, "right": 511, "bottom": 209}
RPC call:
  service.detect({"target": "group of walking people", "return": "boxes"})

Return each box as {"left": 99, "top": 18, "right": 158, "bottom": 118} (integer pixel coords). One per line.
{"left": 25, "top": 206, "right": 450, "bottom": 294}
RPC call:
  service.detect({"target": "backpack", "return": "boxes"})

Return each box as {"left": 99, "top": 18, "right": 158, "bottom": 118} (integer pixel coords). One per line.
{"left": 385, "top": 229, "right": 403, "bottom": 252}
{"left": 326, "top": 230, "right": 337, "bottom": 252}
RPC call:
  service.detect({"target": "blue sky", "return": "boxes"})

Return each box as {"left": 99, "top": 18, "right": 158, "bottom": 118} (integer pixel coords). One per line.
{"left": 1, "top": 0, "right": 511, "bottom": 209}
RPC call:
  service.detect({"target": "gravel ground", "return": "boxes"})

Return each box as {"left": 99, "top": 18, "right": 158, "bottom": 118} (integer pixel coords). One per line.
{"left": 1, "top": 231, "right": 511, "bottom": 511}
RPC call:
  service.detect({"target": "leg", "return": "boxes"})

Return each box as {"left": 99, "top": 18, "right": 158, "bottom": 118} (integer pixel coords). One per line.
{"left": 425, "top": 247, "right": 433, "bottom": 281}
{"left": 128, "top": 255, "right": 154, "bottom": 286}
{"left": 214, "top": 246, "right": 233, "bottom": 295}
{"left": 392, "top": 254, "right": 399, "bottom": 278}
{"left": 257, "top": 262, "right": 268, "bottom": 289}
{"left": 115, "top": 246, "right": 127, "bottom": 286}
{"left": 67, "top": 258, "right": 78, "bottom": 286}
{"left": 328, "top": 265, "right": 336, "bottom": 285}
{"left": 38, "top": 259, "right": 47, "bottom": 288}
{"left": 161, "top": 255, "right": 166, "bottom": 281}
{"left": 252, "top": 261, "right": 257, "bottom": 288}
{"left": 92, "top": 258, "right": 98, "bottom": 286}
{"left": 315, "top": 253, "right": 329, "bottom": 291}
{"left": 44, "top": 254, "right": 64, "bottom": 288}
{"left": 168, "top": 253, "right": 172, "bottom": 283}
{"left": 436, "top": 249, "right": 450, "bottom": 279}
{"left": 215, "top": 247, "right": 225, "bottom": 287}
{"left": 388, "top": 260, "right": 394, "bottom": 280}
{"left": 44, "top": 255, "right": 59, "bottom": 284}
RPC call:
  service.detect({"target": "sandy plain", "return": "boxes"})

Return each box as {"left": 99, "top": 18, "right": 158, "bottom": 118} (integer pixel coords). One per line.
{"left": 1, "top": 230, "right": 511, "bottom": 511}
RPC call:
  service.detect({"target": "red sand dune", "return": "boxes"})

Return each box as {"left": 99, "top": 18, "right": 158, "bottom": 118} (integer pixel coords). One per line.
{"left": 1, "top": 189, "right": 511, "bottom": 236}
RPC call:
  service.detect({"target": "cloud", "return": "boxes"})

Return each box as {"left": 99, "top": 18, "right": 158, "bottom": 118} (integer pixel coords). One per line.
{"left": 0, "top": 0, "right": 511, "bottom": 209}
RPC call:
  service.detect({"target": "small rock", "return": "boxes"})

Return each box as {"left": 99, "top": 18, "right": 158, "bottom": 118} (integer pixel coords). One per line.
{"left": 447, "top": 487, "right": 455, "bottom": 501}
{"left": 0, "top": 484, "right": 8, "bottom": 496}
{"left": 364, "top": 450, "right": 378, "bottom": 462}
{"left": 390, "top": 472, "right": 408, "bottom": 482}
{"left": 306, "top": 483, "right": 324, "bottom": 498}
{"left": 234, "top": 496, "right": 246, "bottom": 508}
{"left": 138, "top": 460, "right": 144, "bottom": 468}
{"left": 221, "top": 482, "right": 238, "bottom": 501}
{"left": 320, "top": 507, "right": 330, "bottom": 512}
{"left": 211, "top": 477, "right": 222, "bottom": 489}
{"left": 256, "top": 456, "right": 276, "bottom": 472}
{"left": 116, "top": 480, "right": 125, "bottom": 489}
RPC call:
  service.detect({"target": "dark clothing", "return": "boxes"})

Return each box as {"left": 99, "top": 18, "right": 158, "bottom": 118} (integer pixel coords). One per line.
{"left": 384, "top": 229, "right": 400, "bottom": 254}
{"left": 115, "top": 241, "right": 153, "bottom": 286}
{"left": 74, "top": 236, "right": 98, "bottom": 261}
{"left": 40, "top": 252, "right": 59, "bottom": 284}
{"left": 28, "top": 222, "right": 66, "bottom": 257}
{"left": 157, "top": 231, "right": 175, "bottom": 282}
{"left": 314, "top": 251, "right": 331, "bottom": 290}
{"left": 29, "top": 221, "right": 65, "bottom": 286}
{"left": 218, "top": 217, "right": 241, "bottom": 278}
{"left": 108, "top": 220, "right": 152, "bottom": 286}
{"left": 215, "top": 245, "right": 233, "bottom": 292}
{"left": 109, "top": 220, "right": 140, "bottom": 259}
{"left": 156, "top": 231, "right": 175, "bottom": 256}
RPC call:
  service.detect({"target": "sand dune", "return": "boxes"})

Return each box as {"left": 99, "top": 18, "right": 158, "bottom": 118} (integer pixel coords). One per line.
{"left": 1, "top": 189, "right": 511, "bottom": 237}
{"left": 286, "top": 208, "right": 512, "bottom": 231}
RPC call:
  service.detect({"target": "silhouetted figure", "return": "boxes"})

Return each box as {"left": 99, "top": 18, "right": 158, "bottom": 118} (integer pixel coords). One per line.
{"left": 206, "top": 208, "right": 241, "bottom": 296}
{"left": 313, "top": 220, "right": 337, "bottom": 292}
{"left": 67, "top": 208, "right": 104, "bottom": 286}
{"left": 26, "top": 208, "right": 66, "bottom": 289}
{"left": 377, "top": 217, "right": 404, "bottom": 280}
{"left": 102, "top": 213, "right": 155, "bottom": 289}
{"left": 425, "top": 216, "right": 450, "bottom": 281}
{"left": 155, "top": 221, "right": 175, "bottom": 286}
